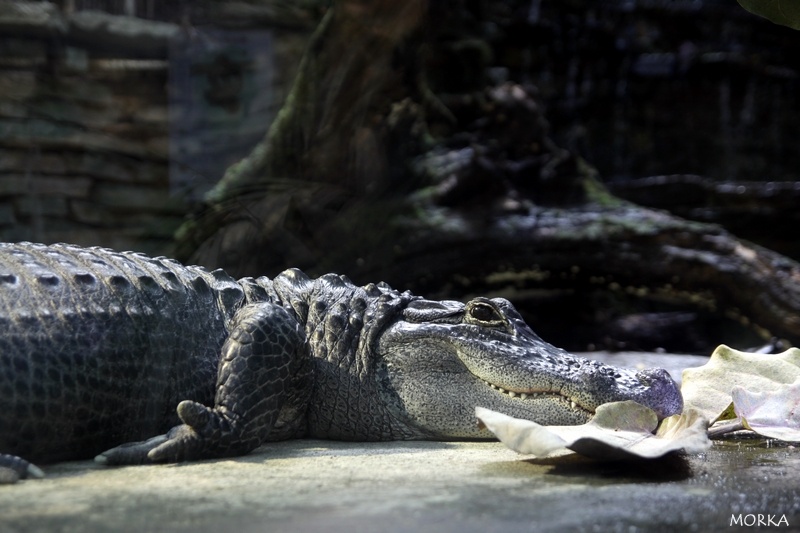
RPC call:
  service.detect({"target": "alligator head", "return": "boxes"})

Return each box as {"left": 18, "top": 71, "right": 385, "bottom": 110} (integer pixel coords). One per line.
{"left": 376, "top": 296, "right": 683, "bottom": 438}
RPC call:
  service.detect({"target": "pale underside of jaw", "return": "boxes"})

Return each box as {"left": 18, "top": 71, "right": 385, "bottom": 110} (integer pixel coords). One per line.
{"left": 481, "top": 379, "right": 593, "bottom": 415}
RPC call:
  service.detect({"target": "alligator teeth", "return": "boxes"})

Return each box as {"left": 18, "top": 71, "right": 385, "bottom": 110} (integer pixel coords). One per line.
{"left": 481, "top": 380, "right": 585, "bottom": 411}
{"left": 483, "top": 381, "right": 551, "bottom": 402}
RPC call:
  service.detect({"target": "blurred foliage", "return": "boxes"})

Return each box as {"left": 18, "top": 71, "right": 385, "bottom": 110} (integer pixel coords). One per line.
{"left": 738, "top": 0, "right": 800, "bottom": 30}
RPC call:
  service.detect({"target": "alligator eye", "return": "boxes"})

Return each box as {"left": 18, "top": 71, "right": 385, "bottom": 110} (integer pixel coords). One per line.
{"left": 467, "top": 301, "right": 503, "bottom": 324}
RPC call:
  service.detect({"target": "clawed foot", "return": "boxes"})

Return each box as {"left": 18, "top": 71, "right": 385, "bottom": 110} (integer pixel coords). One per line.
{"left": 96, "top": 400, "right": 236, "bottom": 465}
{"left": 95, "top": 434, "right": 171, "bottom": 465}
{"left": 0, "top": 454, "right": 45, "bottom": 484}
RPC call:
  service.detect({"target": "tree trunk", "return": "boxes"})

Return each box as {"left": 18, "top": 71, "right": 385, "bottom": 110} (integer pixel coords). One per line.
{"left": 174, "top": 0, "right": 800, "bottom": 353}
{"left": 359, "top": 201, "right": 800, "bottom": 347}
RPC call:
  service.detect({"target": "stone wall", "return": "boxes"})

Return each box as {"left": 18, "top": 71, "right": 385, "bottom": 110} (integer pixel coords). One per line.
{"left": 0, "top": 1, "right": 312, "bottom": 257}
{"left": 0, "top": 49, "right": 178, "bottom": 255}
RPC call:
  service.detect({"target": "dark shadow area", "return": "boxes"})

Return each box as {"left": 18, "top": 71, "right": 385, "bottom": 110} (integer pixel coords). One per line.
{"left": 479, "top": 452, "right": 694, "bottom": 484}
{"left": 528, "top": 453, "right": 695, "bottom": 483}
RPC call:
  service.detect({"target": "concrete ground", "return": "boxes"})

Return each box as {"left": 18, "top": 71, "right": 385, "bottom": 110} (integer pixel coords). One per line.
{"left": 2, "top": 353, "right": 798, "bottom": 533}
{"left": 3, "top": 436, "right": 799, "bottom": 532}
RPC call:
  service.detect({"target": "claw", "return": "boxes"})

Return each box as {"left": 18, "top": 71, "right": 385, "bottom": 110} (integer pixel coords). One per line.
{"left": 177, "top": 400, "right": 212, "bottom": 429}
{"left": 147, "top": 424, "right": 202, "bottom": 463}
{"left": 0, "top": 455, "right": 44, "bottom": 483}
{"left": 95, "top": 434, "right": 169, "bottom": 465}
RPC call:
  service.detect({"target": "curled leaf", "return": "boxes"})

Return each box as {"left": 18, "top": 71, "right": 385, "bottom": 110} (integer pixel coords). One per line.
{"left": 476, "top": 408, "right": 568, "bottom": 457}
{"left": 476, "top": 401, "right": 710, "bottom": 461}
{"left": 732, "top": 380, "right": 800, "bottom": 441}
{"left": 681, "top": 345, "right": 800, "bottom": 423}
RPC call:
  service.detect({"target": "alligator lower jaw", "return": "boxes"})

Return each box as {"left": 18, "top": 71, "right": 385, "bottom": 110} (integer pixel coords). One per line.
{"left": 481, "top": 380, "right": 594, "bottom": 415}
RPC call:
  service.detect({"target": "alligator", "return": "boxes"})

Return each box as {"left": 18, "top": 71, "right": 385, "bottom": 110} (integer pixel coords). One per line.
{"left": 0, "top": 242, "right": 683, "bottom": 482}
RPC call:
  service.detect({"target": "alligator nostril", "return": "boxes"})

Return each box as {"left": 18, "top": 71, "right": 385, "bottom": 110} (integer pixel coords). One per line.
{"left": 635, "top": 367, "right": 683, "bottom": 419}
{"left": 636, "top": 367, "right": 673, "bottom": 384}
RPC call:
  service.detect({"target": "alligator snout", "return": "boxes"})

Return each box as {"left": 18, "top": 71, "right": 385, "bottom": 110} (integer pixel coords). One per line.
{"left": 631, "top": 367, "right": 683, "bottom": 419}
{"left": 574, "top": 363, "right": 683, "bottom": 420}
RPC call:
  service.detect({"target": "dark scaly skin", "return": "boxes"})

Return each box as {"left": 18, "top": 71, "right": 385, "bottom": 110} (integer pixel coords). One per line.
{"left": 0, "top": 242, "right": 683, "bottom": 481}
{"left": 0, "top": 243, "right": 231, "bottom": 463}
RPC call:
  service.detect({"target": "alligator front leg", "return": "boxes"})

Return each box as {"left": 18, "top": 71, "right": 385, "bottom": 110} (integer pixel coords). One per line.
{"left": 97, "top": 302, "right": 308, "bottom": 465}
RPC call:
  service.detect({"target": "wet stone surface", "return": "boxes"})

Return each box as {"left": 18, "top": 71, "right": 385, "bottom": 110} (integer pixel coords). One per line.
{"left": 0, "top": 437, "right": 798, "bottom": 533}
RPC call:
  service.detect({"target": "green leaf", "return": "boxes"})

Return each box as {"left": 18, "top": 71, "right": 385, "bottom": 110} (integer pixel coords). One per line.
{"left": 476, "top": 402, "right": 710, "bottom": 461}
{"left": 738, "top": 0, "right": 800, "bottom": 30}
{"left": 732, "top": 380, "right": 800, "bottom": 441}
{"left": 681, "top": 345, "right": 800, "bottom": 423}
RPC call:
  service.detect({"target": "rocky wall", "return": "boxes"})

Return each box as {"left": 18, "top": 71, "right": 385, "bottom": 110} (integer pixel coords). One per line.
{"left": 0, "top": 1, "right": 311, "bottom": 257}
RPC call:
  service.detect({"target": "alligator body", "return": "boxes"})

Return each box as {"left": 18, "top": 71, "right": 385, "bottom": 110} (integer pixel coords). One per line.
{"left": 0, "top": 242, "right": 682, "bottom": 480}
